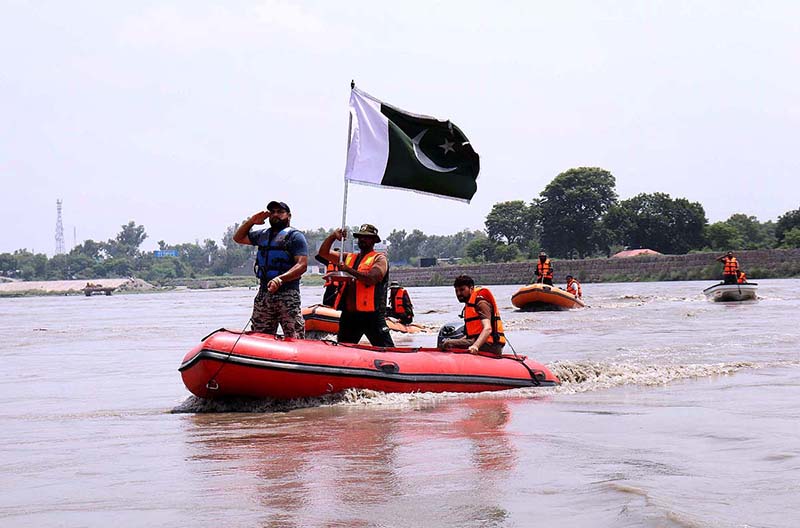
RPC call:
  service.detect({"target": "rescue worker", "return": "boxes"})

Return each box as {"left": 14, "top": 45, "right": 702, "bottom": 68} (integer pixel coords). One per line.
{"left": 535, "top": 251, "right": 554, "bottom": 286}
{"left": 233, "top": 201, "right": 308, "bottom": 338}
{"left": 737, "top": 270, "right": 748, "bottom": 284}
{"left": 318, "top": 224, "right": 394, "bottom": 347}
{"left": 441, "top": 274, "right": 505, "bottom": 356}
{"left": 565, "top": 274, "right": 582, "bottom": 298}
{"left": 315, "top": 254, "right": 341, "bottom": 308}
{"left": 715, "top": 251, "right": 739, "bottom": 284}
{"left": 388, "top": 280, "right": 414, "bottom": 325}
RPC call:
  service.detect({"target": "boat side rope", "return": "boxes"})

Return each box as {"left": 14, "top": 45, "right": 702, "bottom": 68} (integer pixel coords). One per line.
{"left": 204, "top": 317, "right": 253, "bottom": 394}
{"left": 503, "top": 336, "right": 541, "bottom": 387}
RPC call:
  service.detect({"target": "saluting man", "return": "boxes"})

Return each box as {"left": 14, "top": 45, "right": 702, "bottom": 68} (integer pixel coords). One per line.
{"left": 715, "top": 251, "right": 739, "bottom": 284}
{"left": 233, "top": 201, "right": 308, "bottom": 338}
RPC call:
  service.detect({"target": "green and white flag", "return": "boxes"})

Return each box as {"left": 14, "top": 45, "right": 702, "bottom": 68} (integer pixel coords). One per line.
{"left": 345, "top": 87, "right": 480, "bottom": 202}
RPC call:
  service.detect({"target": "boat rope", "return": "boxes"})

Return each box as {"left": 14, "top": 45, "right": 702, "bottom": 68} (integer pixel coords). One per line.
{"left": 204, "top": 317, "right": 253, "bottom": 394}
{"left": 503, "top": 336, "right": 541, "bottom": 387}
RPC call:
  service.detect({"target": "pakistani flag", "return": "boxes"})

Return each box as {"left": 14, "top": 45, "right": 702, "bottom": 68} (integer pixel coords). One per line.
{"left": 344, "top": 87, "right": 480, "bottom": 202}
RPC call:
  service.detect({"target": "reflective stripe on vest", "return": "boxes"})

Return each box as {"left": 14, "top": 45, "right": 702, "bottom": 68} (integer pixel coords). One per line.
{"left": 723, "top": 257, "right": 738, "bottom": 275}
{"left": 537, "top": 259, "right": 553, "bottom": 279}
{"left": 254, "top": 227, "right": 296, "bottom": 282}
{"left": 463, "top": 287, "right": 506, "bottom": 346}
{"left": 343, "top": 251, "right": 384, "bottom": 312}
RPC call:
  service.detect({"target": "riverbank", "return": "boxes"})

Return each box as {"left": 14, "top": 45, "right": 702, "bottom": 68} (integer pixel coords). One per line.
{"left": 0, "top": 278, "right": 154, "bottom": 297}
{"left": 392, "top": 248, "right": 800, "bottom": 287}
{"left": 3, "top": 248, "right": 796, "bottom": 297}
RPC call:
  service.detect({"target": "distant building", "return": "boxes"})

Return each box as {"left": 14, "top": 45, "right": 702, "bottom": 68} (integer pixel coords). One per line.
{"left": 611, "top": 248, "right": 662, "bottom": 258}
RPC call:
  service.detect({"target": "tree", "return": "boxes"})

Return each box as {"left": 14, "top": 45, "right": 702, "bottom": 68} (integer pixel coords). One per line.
{"left": 602, "top": 192, "right": 707, "bottom": 254}
{"left": 776, "top": 208, "right": 800, "bottom": 245}
{"left": 107, "top": 221, "right": 147, "bottom": 258}
{"left": 485, "top": 201, "right": 535, "bottom": 245}
{"left": 465, "top": 238, "right": 497, "bottom": 262}
{"left": 780, "top": 227, "right": 800, "bottom": 248}
{"left": 386, "top": 229, "right": 427, "bottom": 263}
{"left": 706, "top": 222, "right": 742, "bottom": 251}
{"left": 539, "top": 167, "right": 618, "bottom": 257}
{"left": 724, "top": 214, "right": 775, "bottom": 249}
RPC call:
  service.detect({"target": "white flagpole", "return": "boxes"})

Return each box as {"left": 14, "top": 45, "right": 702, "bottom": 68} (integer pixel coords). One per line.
{"left": 339, "top": 80, "right": 355, "bottom": 264}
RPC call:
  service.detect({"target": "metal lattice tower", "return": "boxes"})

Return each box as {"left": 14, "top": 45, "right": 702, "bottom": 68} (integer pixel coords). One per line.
{"left": 55, "top": 199, "right": 65, "bottom": 255}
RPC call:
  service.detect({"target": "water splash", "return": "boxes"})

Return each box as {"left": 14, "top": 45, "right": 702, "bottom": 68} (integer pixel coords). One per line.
{"left": 171, "top": 359, "right": 781, "bottom": 413}
{"left": 546, "top": 360, "right": 757, "bottom": 394}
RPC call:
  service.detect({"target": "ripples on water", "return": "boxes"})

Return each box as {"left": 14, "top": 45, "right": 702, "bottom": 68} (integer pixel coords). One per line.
{"left": 2, "top": 279, "right": 799, "bottom": 528}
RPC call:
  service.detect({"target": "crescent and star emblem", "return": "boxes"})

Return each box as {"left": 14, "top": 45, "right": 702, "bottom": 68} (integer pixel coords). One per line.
{"left": 411, "top": 130, "right": 458, "bottom": 173}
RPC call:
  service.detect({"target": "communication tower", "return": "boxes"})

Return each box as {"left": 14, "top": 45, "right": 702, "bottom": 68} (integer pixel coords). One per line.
{"left": 55, "top": 199, "right": 65, "bottom": 255}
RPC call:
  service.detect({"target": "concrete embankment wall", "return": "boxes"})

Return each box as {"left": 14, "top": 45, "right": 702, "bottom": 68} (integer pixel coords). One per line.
{"left": 390, "top": 249, "right": 800, "bottom": 287}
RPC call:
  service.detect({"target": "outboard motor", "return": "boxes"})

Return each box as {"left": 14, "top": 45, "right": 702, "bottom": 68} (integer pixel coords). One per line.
{"left": 437, "top": 321, "right": 466, "bottom": 349}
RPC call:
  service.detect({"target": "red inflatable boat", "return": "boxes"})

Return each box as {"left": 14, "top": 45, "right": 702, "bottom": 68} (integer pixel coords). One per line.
{"left": 303, "top": 304, "right": 424, "bottom": 334}
{"left": 179, "top": 329, "right": 559, "bottom": 400}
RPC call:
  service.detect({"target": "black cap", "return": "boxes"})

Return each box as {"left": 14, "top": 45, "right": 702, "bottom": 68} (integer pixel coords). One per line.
{"left": 266, "top": 201, "right": 290, "bottom": 213}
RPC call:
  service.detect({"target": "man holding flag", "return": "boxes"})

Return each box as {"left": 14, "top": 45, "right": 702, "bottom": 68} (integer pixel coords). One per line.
{"left": 318, "top": 223, "right": 393, "bottom": 347}
{"left": 323, "top": 83, "right": 480, "bottom": 346}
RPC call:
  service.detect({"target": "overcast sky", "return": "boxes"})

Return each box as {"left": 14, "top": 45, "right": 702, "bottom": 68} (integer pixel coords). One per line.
{"left": 1, "top": 0, "right": 798, "bottom": 255}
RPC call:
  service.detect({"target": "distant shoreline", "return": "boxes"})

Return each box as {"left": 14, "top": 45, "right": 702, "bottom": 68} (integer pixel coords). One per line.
{"left": 3, "top": 249, "right": 798, "bottom": 298}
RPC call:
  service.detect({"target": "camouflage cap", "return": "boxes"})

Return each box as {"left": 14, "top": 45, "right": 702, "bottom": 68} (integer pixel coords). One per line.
{"left": 353, "top": 223, "right": 380, "bottom": 242}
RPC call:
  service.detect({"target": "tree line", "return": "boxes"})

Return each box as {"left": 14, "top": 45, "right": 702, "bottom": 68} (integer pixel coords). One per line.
{"left": 2, "top": 167, "right": 799, "bottom": 282}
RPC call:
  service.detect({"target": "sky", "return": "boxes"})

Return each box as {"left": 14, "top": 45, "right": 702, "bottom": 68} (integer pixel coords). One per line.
{"left": 1, "top": 0, "right": 798, "bottom": 255}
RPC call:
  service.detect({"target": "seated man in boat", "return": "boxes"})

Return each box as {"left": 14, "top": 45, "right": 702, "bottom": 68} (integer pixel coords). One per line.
{"left": 737, "top": 270, "right": 748, "bottom": 284}
{"left": 441, "top": 275, "right": 505, "bottom": 356}
{"left": 715, "top": 251, "right": 739, "bottom": 284}
{"left": 534, "top": 252, "right": 554, "bottom": 286}
{"left": 315, "top": 254, "right": 342, "bottom": 309}
{"left": 318, "top": 224, "right": 394, "bottom": 347}
{"left": 233, "top": 201, "right": 308, "bottom": 338}
{"left": 387, "top": 280, "right": 414, "bottom": 325}
{"left": 565, "top": 275, "right": 582, "bottom": 298}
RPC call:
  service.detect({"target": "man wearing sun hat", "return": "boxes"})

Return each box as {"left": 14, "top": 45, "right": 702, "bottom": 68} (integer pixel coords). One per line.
{"left": 318, "top": 223, "right": 394, "bottom": 347}
{"left": 233, "top": 200, "right": 308, "bottom": 338}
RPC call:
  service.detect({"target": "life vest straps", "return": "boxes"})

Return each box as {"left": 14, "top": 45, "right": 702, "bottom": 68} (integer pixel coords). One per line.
{"left": 254, "top": 227, "right": 296, "bottom": 280}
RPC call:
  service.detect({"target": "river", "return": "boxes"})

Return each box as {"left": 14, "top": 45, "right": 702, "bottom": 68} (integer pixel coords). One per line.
{"left": 1, "top": 279, "right": 798, "bottom": 527}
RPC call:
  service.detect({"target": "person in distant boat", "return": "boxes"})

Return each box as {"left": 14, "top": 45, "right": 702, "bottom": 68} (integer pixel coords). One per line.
{"left": 233, "top": 201, "right": 308, "bottom": 338}
{"left": 535, "top": 251, "right": 554, "bottom": 286}
{"left": 441, "top": 274, "right": 505, "bottom": 356}
{"left": 388, "top": 280, "right": 414, "bottom": 325}
{"left": 318, "top": 223, "right": 394, "bottom": 347}
{"left": 715, "top": 251, "right": 739, "bottom": 284}
{"left": 565, "top": 275, "right": 582, "bottom": 299}
{"left": 737, "top": 270, "right": 748, "bottom": 284}
{"left": 315, "top": 254, "right": 342, "bottom": 309}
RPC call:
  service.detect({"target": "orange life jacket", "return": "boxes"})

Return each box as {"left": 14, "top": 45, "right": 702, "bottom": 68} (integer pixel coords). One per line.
{"left": 323, "top": 262, "right": 338, "bottom": 287}
{"left": 537, "top": 259, "right": 553, "bottom": 280}
{"left": 463, "top": 287, "right": 506, "bottom": 346}
{"left": 737, "top": 272, "right": 747, "bottom": 284}
{"left": 566, "top": 278, "right": 582, "bottom": 298}
{"left": 391, "top": 287, "right": 408, "bottom": 316}
{"left": 342, "top": 251, "right": 386, "bottom": 312}
{"left": 723, "top": 256, "right": 739, "bottom": 275}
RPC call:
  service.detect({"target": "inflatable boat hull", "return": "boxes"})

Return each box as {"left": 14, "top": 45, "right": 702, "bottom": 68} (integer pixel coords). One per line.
{"left": 511, "top": 284, "right": 585, "bottom": 311}
{"left": 179, "top": 329, "right": 559, "bottom": 400}
{"left": 303, "top": 304, "right": 423, "bottom": 334}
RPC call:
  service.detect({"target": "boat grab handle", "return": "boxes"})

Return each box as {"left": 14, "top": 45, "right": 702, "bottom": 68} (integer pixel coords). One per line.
{"left": 374, "top": 360, "right": 400, "bottom": 374}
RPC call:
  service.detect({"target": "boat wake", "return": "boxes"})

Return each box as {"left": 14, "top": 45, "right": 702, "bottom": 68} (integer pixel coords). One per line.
{"left": 543, "top": 360, "right": 757, "bottom": 395}
{"left": 171, "top": 358, "right": 786, "bottom": 413}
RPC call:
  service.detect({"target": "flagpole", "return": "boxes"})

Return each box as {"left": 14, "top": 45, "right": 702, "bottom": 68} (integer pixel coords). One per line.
{"left": 339, "top": 80, "right": 355, "bottom": 263}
